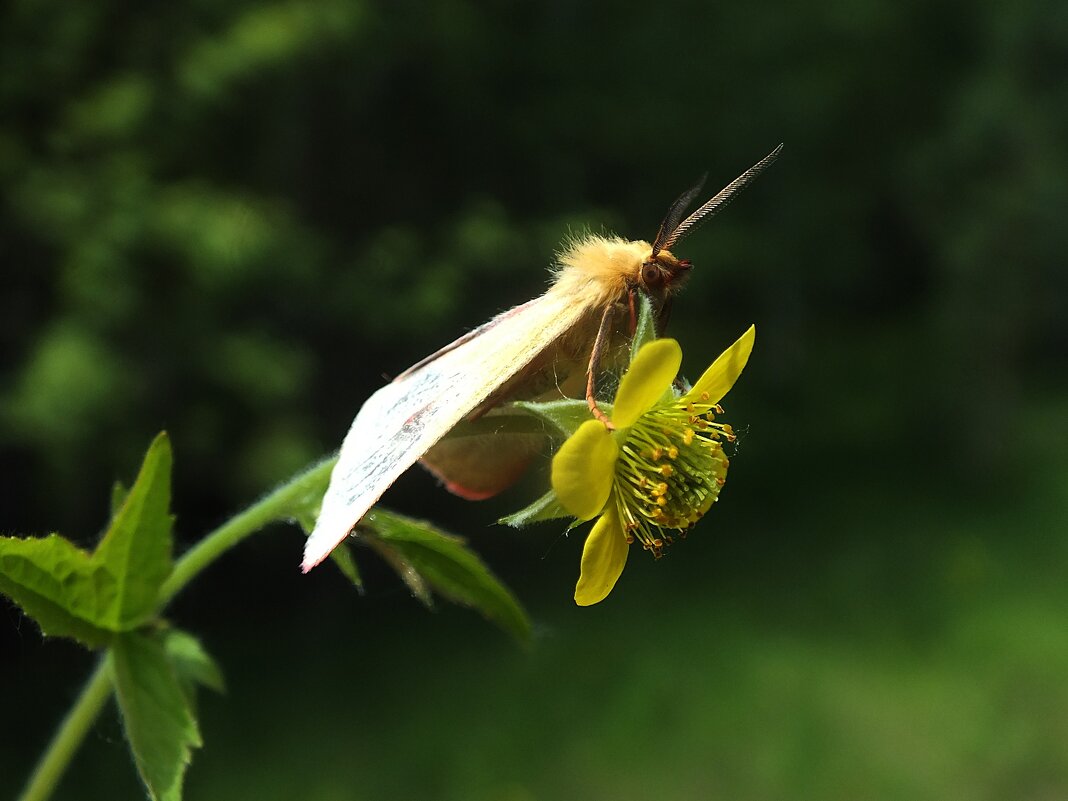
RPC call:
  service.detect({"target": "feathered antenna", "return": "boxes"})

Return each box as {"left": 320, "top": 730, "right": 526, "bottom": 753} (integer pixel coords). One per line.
{"left": 650, "top": 175, "right": 707, "bottom": 257}
{"left": 656, "top": 144, "right": 783, "bottom": 254}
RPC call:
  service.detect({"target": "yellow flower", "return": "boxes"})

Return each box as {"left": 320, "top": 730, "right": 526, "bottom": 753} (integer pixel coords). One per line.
{"left": 551, "top": 327, "right": 755, "bottom": 606}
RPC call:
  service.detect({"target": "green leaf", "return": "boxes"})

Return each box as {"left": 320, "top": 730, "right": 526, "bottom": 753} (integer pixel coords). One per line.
{"left": 0, "top": 534, "right": 115, "bottom": 647}
{"left": 94, "top": 432, "right": 175, "bottom": 630}
{"left": 111, "top": 480, "right": 130, "bottom": 517}
{"left": 510, "top": 398, "right": 601, "bottom": 438}
{"left": 499, "top": 488, "right": 573, "bottom": 528}
{"left": 0, "top": 432, "right": 176, "bottom": 647}
{"left": 362, "top": 508, "right": 531, "bottom": 642}
{"left": 364, "top": 535, "right": 434, "bottom": 608}
{"left": 329, "top": 543, "right": 364, "bottom": 590}
{"left": 163, "top": 629, "right": 225, "bottom": 695}
{"left": 629, "top": 293, "right": 658, "bottom": 364}
{"left": 112, "top": 630, "right": 202, "bottom": 801}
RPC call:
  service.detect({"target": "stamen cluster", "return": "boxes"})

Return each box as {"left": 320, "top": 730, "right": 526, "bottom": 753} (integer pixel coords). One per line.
{"left": 614, "top": 392, "right": 732, "bottom": 557}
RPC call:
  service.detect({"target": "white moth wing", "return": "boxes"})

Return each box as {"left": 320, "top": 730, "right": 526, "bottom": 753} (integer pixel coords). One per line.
{"left": 303, "top": 289, "right": 589, "bottom": 570}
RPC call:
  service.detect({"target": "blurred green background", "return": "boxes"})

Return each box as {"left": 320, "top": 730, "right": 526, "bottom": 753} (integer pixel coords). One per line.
{"left": 3, "top": 0, "right": 1067, "bottom": 799}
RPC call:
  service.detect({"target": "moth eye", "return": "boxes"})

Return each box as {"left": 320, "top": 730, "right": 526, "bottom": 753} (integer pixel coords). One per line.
{"left": 641, "top": 262, "right": 662, "bottom": 286}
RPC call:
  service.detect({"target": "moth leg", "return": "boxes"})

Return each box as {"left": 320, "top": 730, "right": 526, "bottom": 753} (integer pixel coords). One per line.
{"left": 627, "top": 288, "right": 638, "bottom": 335}
{"left": 586, "top": 304, "right": 616, "bottom": 430}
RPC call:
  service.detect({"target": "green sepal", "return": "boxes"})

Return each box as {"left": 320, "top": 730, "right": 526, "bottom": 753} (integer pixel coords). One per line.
{"left": 360, "top": 508, "right": 531, "bottom": 642}
{"left": 509, "top": 398, "right": 605, "bottom": 438}
{"left": 112, "top": 630, "right": 203, "bottom": 801}
{"left": 499, "top": 488, "right": 572, "bottom": 528}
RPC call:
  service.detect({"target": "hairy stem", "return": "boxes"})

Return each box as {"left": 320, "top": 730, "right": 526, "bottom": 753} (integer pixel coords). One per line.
{"left": 19, "top": 657, "right": 112, "bottom": 801}
{"left": 158, "top": 456, "right": 336, "bottom": 604}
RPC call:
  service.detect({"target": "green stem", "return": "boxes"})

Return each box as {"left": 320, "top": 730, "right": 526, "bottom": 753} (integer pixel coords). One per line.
{"left": 18, "top": 454, "right": 338, "bottom": 801}
{"left": 19, "top": 656, "right": 113, "bottom": 801}
{"left": 158, "top": 455, "right": 336, "bottom": 604}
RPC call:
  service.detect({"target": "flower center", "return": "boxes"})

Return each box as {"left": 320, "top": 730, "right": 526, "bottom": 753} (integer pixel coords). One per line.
{"left": 613, "top": 392, "right": 733, "bottom": 558}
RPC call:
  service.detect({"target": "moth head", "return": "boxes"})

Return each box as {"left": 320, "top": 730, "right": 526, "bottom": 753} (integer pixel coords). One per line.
{"left": 638, "top": 250, "right": 692, "bottom": 295}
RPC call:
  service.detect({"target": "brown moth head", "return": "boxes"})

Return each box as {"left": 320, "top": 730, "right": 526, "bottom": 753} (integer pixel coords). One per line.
{"left": 637, "top": 248, "right": 692, "bottom": 297}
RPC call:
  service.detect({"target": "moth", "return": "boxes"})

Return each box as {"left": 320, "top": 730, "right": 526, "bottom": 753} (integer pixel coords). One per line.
{"left": 304, "top": 145, "right": 782, "bottom": 570}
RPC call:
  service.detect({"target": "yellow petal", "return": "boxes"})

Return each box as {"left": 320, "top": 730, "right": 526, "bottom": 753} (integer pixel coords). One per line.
{"left": 574, "top": 503, "right": 629, "bottom": 606}
{"left": 612, "top": 338, "right": 683, "bottom": 429}
{"left": 551, "top": 419, "right": 618, "bottom": 520}
{"left": 688, "top": 325, "right": 756, "bottom": 405}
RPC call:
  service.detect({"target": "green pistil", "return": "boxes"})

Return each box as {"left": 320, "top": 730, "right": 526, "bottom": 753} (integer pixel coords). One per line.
{"left": 614, "top": 397, "right": 732, "bottom": 557}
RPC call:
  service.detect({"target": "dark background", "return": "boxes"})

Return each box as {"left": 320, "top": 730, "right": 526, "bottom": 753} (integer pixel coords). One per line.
{"left": 3, "top": 1, "right": 1066, "bottom": 799}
